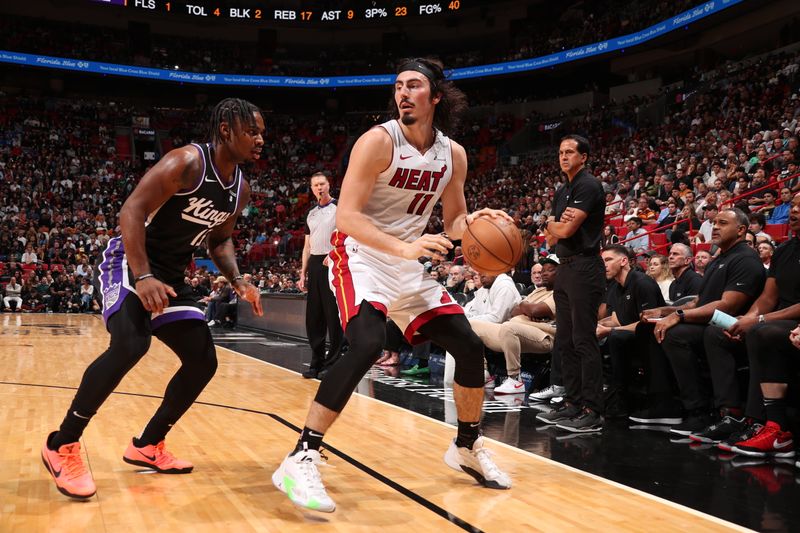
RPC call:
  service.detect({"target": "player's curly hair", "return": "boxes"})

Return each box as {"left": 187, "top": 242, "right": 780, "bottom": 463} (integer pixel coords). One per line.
{"left": 209, "top": 98, "right": 261, "bottom": 144}
{"left": 387, "top": 57, "right": 467, "bottom": 137}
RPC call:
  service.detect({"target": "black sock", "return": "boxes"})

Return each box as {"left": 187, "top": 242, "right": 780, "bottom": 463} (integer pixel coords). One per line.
{"left": 455, "top": 419, "right": 480, "bottom": 449}
{"left": 293, "top": 427, "right": 324, "bottom": 454}
{"left": 50, "top": 409, "right": 94, "bottom": 450}
{"left": 764, "top": 397, "right": 788, "bottom": 430}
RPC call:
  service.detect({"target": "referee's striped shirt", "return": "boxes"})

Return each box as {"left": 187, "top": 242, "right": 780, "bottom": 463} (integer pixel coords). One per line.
{"left": 305, "top": 199, "right": 337, "bottom": 255}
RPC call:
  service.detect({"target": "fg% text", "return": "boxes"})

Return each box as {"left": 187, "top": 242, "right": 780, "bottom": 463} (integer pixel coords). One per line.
{"left": 419, "top": 4, "right": 443, "bottom": 14}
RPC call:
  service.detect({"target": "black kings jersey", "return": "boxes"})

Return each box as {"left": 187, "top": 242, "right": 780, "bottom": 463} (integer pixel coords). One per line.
{"left": 144, "top": 142, "right": 243, "bottom": 283}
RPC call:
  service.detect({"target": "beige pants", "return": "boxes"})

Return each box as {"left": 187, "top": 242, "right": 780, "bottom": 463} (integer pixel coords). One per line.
{"left": 469, "top": 317, "right": 554, "bottom": 377}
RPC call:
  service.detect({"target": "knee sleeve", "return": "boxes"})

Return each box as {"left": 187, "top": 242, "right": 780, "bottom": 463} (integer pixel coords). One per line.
{"left": 418, "top": 314, "right": 485, "bottom": 388}
{"left": 314, "top": 303, "right": 386, "bottom": 412}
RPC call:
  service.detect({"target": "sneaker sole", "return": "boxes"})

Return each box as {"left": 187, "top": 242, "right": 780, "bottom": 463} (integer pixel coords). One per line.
{"left": 628, "top": 416, "right": 683, "bottom": 425}
{"left": 272, "top": 469, "right": 336, "bottom": 512}
{"left": 669, "top": 428, "right": 696, "bottom": 436}
{"left": 444, "top": 448, "right": 510, "bottom": 490}
{"left": 535, "top": 414, "right": 572, "bottom": 425}
{"left": 555, "top": 423, "right": 603, "bottom": 433}
{"left": 731, "top": 446, "right": 795, "bottom": 458}
{"left": 688, "top": 434, "right": 720, "bottom": 444}
{"left": 494, "top": 389, "right": 525, "bottom": 395}
{"left": 122, "top": 456, "right": 193, "bottom": 474}
{"left": 41, "top": 451, "right": 96, "bottom": 499}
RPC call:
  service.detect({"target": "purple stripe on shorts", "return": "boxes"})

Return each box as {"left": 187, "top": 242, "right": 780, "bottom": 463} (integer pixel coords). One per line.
{"left": 99, "top": 237, "right": 130, "bottom": 325}
{"left": 151, "top": 309, "right": 206, "bottom": 330}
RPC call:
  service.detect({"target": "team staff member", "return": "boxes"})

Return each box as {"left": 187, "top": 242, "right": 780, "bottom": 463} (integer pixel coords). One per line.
{"left": 644, "top": 208, "right": 766, "bottom": 436}
{"left": 593, "top": 245, "right": 666, "bottom": 418}
{"left": 668, "top": 243, "right": 703, "bottom": 302}
{"left": 299, "top": 172, "right": 345, "bottom": 379}
{"left": 726, "top": 192, "right": 800, "bottom": 456}
{"left": 539, "top": 134, "right": 606, "bottom": 433}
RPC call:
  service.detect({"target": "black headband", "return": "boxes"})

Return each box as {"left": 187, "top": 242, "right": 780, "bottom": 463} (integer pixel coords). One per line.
{"left": 398, "top": 61, "right": 443, "bottom": 83}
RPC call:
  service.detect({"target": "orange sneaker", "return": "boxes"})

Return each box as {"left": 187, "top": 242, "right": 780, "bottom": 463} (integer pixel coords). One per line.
{"left": 123, "top": 439, "right": 194, "bottom": 474}
{"left": 41, "top": 431, "right": 97, "bottom": 499}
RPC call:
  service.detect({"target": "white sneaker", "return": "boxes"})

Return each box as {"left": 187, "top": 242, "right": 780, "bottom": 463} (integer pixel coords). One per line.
{"left": 529, "top": 384, "right": 565, "bottom": 402}
{"left": 494, "top": 376, "right": 525, "bottom": 395}
{"left": 444, "top": 436, "right": 511, "bottom": 489}
{"left": 207, "top": 320, "right": 216, "bottom": 327}
{"left": 272, "top": 448, "right": 336, "bottom": 513}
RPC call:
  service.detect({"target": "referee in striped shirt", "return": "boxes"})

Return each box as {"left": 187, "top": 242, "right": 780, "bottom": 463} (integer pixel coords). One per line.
{"left": 299, "top": 171, "right": 345, "bottom": 379}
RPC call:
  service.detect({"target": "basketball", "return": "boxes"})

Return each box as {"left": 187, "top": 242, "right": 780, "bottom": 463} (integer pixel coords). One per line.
{"left": 461, "top": 217, "right": 523, "bottom": 275}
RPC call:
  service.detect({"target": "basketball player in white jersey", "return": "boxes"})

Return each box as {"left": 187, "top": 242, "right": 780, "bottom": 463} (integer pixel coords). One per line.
{"left": 273, "top": 58, "right": 512, "bottom": 512}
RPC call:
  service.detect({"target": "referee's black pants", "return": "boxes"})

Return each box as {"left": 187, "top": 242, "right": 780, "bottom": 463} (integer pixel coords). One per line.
{"left": 553, "top": 255, "right": 605, "bottom": 413}
{"left": 306, "top": 254, "right": 344, "bottom": 371}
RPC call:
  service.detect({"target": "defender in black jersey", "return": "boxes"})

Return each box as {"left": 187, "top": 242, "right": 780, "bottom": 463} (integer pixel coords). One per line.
{"left": 42, "top": 99, "right": 264, "bottom": 500}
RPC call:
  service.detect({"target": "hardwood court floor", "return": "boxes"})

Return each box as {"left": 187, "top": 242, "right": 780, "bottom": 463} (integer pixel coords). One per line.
{"left": 0, "top": 314, "right": 748, "bottom": 532}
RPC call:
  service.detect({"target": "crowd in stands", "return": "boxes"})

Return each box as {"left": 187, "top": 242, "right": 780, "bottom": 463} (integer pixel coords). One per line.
{"left": 1, "top": 0, "right": 707, "bottom": 77}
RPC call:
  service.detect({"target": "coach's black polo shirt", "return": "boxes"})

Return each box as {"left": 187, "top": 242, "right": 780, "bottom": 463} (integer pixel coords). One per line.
{"left": 769, "top": 237, "right": 800, "bottom": 310}
{"left": 553, "top": 167, "right": 605, "bottom": 258}
{"left": 669, "top": 268, "right": 704, "bottom": 302}
{"left": 697, "top": 240, "right": 765, "bottom": 313}
{"left": 607, "top": 269, "right": 666, "bottom": 326}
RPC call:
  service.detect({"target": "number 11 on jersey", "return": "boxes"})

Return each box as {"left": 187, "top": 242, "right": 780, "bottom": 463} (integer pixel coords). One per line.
{"left": 407, "top": 193, "right": 434, "bottom": 215}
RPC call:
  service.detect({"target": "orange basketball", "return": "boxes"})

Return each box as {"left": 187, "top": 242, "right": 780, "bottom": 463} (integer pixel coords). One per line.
{"left": 461, "top": 217, "right": 523, "bottom": 275}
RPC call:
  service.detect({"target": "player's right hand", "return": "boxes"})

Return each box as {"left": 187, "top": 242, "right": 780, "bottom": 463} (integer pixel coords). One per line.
{"left": 135, "top": 277, "right": 177, "bottom": 314}
{"left": 403, "top": 233, "right": 453, "bottom": 261}
{"left": 298, "top": 276, "right": 307, "bottom": 292}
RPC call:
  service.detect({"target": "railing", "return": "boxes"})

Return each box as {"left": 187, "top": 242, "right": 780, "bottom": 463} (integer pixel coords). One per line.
{"left": 615, "top": 171, "right": 799, "bottom": 252}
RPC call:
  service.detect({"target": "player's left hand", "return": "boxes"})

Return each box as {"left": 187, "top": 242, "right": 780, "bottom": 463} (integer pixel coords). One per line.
{"left": 466, "top": 208, "right": 514, "bottom": 225}
{"left": 233, "top": 280, "right": 263, "bottom": 316}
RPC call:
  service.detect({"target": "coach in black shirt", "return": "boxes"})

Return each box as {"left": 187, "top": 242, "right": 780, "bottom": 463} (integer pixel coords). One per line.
{"left": 537, "top": 134, "right": 606, "bottom": 433}
{"left": 721, "top": 192, "right": 800, "bottom": 448}
{"left": 597, "top": 245, "right": 666, "bottom": 416}
{"left": 667, "top": 243, "right": 703, "bottom": 302}
{"left": 645, "top": 208, "right": 766, "bottom": 435}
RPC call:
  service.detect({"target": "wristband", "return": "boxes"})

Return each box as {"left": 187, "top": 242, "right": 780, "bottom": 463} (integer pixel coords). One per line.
{"left": 134, "top": 273, "right": 155, "bottom": 283}
{"left": 676, "top": 309, "right": 685, "bottom": 323}
{"left": 232, "top": 275, "right": 244, "bottom": 282}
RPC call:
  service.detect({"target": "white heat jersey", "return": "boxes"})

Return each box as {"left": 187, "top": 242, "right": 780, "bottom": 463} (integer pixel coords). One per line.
{"left": 362, "top": 119, "right": 454, "bottom": 243}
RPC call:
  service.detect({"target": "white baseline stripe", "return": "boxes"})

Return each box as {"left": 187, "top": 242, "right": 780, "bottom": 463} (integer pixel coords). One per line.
{"left": 216, "top": 345, "right": 752, "bottom": 533}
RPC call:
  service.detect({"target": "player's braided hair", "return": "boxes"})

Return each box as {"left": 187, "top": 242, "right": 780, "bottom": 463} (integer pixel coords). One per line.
{"left": 388, "top": 57, "right": 467, "bottom": 137}
{"left": 209, "top": 98, "right": 261, "bottom": 144}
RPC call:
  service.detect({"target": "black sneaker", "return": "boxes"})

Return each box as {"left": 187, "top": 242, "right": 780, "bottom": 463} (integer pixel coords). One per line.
{"left": 302, "top": 368, "right": 320, "bottom": 379}
{"left": 717, "top": 421, "right": 763, "bottom": 452}
{"left": 689, "top": 416, "right": 746, "bottom": 444}
{"left": 670, "top": 413, "right": 713, "bottom": 436}
{"left": 535, "top": 402, "right": 581, "bottom": 425}
{"left": 604, "top": 387, "right": 628, "bottom": 419}
{"left": 628, "top": 406, "right": 683, "bottom": 425}
{"left": 556, "top": 408, "right": 604, "bottom": 433}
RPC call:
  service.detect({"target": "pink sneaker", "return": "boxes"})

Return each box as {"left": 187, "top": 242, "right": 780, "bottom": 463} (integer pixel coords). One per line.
{"left": 123, "top": 439, "right": 194, "bottom": 474}
{"left": 41, "top": 431, "right": 97, "bottom": 499}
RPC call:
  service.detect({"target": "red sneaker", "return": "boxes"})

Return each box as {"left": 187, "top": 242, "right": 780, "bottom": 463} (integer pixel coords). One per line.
{"left": 731, "top": 421, "right": 795, "bottom": 458}
{"left": 123, "top": 439, "right": 194, "bottom": 474}
{"left": 41, "top": 431, "right": 96, "bottom": 499}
